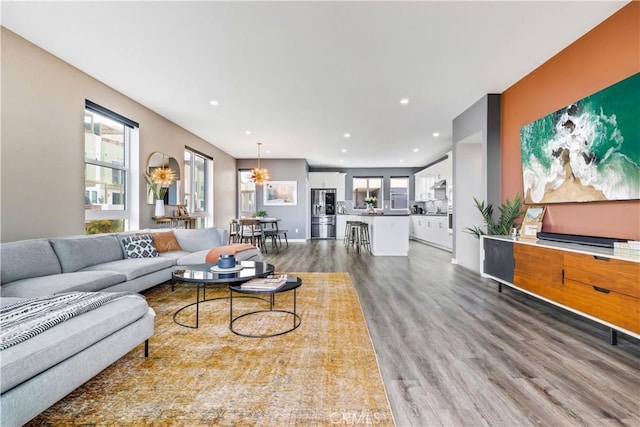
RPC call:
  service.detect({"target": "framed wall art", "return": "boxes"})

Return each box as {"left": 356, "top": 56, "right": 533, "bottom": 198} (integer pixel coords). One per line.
{"left": 264, "top": 181, "right": 297, "bottom": 206}
{"left": 520, "top": 72, "right": 640, "bottom": 204}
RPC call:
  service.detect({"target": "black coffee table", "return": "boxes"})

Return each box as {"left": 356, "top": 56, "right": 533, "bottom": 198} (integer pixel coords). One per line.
{"left": 172, "top": 260, "right": 275, "bottom": 328}
{"left": 229, "top": 276, "right": 302, "bottom": 338}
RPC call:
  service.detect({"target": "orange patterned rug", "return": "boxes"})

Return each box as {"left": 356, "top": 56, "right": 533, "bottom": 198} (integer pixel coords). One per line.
{"left": 28, "top": 273, "right": 394, "bottom": 426}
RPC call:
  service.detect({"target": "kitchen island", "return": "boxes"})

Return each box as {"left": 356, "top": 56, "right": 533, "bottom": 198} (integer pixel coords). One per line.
{"left": 338, "top": 213, "right": 410, "bottom": 256}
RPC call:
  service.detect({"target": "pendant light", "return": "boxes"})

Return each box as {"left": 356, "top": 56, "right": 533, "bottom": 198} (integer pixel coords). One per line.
{"left": 250, "top": 142, "right": 269, "bottom": 185}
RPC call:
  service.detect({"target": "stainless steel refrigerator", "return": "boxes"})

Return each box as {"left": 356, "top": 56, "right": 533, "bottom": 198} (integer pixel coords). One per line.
{"left": 311, "top": 188, "right": 336, "bottom": 239}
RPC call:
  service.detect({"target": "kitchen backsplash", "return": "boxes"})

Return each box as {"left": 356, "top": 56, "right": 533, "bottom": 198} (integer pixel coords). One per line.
{"left": 336, "top": 199, "right": 447, "bottom": 215}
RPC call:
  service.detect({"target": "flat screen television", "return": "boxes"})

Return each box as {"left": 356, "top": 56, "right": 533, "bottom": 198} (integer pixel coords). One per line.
{"left": 520, "top": 72, "right": 640, "bottom": 204}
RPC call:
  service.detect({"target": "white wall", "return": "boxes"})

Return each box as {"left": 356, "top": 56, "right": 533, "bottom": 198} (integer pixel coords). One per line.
{"left": 1, "top": 28, "right": 237, "bottom": 242}
{"left": 454, "top": 139, "right": 483, "bottom": 271}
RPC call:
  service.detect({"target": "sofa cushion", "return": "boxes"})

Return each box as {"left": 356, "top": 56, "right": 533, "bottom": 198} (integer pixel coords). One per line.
{"left": 122, "top": 235, "right": 158, "bottom": 259}
{"left": 148, "top": 231, "right": 181, "bottom": 253}
{"left": 50, "top": 235, "right": 124, "bottom": 273}
{"left": 158, "top": 250, "right": 190, "bottom": 262}
{"left": 0, "top": 294, "right": 151, "bottom": 394}
{"left": 0, "top": 271, "right": 127, "bottom": 298}
{"left": 173, "top": 228, "right": 222, "bottom": 253}
{"left": 81, "top": 257, "right": 174, "bottom": 281}
{"left": 0, "top": 239, "right": 62, "bottom": 284}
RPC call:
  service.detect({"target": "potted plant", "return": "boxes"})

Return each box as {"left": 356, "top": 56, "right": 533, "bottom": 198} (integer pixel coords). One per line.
{"left": 254, "top": 210, "right": 268, "bottom": 219}
{"left": 364, "top": 196, "right": 377, "bottom": 212}
{"left": 464, "top": 193, "right": 524, "bottom": 238}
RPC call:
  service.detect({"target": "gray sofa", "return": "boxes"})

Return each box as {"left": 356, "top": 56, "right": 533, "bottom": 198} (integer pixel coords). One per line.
{"left": 0, "top": 227, "right": 260, "bottom": 426}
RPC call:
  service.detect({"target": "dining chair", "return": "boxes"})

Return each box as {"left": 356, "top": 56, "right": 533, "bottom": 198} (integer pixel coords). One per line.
{"left": 263, "top": 220, "right": 288, "bottom": 252}
{"left": 228, "top": 219, "right": 240, "bottom": 244}
{"left": 238, "top": 218, "right": 267, "bottom": 252}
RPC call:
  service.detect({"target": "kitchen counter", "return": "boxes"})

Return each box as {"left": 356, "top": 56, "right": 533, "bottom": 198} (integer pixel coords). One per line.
{"left": 337, "top": 212, "right": 409, "bottom": 216}
{"left": 359, "top": 213, "right": 410, "bottom": 217}
{"left": 411, "top": 213, "right": 447, "bottom": 216}
{"left": 359, "top": 215, "right": 409, "bottom": 256}
{"left": 337, "top": 214, "right": 409, "bottom": 256}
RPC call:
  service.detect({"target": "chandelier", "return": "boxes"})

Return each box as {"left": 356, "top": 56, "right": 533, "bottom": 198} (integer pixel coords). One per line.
{"left": 149, "top": 165, "right": 177, "bottom": 187}
{"left": 250, "top": 142, "right": 269, "bottom": 185}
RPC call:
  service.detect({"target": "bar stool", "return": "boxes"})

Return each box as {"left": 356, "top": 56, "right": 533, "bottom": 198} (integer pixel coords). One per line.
{"left": 357, "top": 222, "right": 371, "bottom": 254}
{"left": 345, "top": 221, "right": 362, "bottom": 253}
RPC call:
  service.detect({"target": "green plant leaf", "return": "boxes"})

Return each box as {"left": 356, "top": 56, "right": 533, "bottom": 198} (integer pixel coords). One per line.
{"left": 466, "top": 194, "right": 525, "bottom": 239}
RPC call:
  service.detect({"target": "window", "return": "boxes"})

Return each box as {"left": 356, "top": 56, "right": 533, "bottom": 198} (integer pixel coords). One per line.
{"left": 238, "top": 170, "right": 256, "bottom": 217}
{"left": 84, "top": 101, "right": 138, "bottom": 234}
{"left": 390, "top": 177, "right": 409, "bottom": 210}
{"left": 184, "top": 148, "right": 210, "bottom": 228}
{"left": 353, "top": 177, "right": 383, "bottom": 209}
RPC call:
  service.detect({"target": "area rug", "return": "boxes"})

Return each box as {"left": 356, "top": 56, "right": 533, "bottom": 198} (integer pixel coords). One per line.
{"left": 28, "top": 272, "right": 394, "bottom": 426}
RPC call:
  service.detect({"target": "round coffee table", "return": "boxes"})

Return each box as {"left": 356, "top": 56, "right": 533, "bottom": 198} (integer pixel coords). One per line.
{"left": 229, "top": 276, "right": 302, "bottom": 338}
{"left": 172, "top": 260, "right": 275, "bottom": 328}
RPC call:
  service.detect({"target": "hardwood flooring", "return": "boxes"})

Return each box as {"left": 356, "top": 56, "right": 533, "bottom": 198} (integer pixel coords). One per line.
{"left": 262, "top": 239, "right": 640, "bottom": 427}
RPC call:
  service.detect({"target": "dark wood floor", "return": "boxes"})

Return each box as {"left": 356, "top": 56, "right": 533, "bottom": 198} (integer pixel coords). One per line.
{"left": 262, "top": 239, "right": 640, "bottom": 427}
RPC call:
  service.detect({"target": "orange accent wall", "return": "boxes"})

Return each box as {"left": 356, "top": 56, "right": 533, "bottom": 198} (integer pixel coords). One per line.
{"left": 502, "top": 1, "right": 640, "bottom": 240}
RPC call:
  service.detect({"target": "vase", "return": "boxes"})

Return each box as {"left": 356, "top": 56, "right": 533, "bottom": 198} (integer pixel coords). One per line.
{"left": 367, "top": 204, "right": 375, "bottom": 213}
{"left": 155, "top": 199, "right": 165, "bottom": 217}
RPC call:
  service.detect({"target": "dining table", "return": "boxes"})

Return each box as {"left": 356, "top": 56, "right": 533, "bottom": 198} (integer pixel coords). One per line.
{"left": 235, "top": 217, "right": 288, "bottom": 253}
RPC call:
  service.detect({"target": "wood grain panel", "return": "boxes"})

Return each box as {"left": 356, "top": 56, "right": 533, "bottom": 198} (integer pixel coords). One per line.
{"left": 564, "top": 278, "right": 640, "bottom": 333}
{"left": 514, "top": 243, "right": 564, "bottom": 304}
{"left": 564, "top": 252, "right": 640, "bottom": 298}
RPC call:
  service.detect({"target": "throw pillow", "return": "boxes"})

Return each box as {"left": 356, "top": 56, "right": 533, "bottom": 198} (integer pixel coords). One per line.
{"left": 149, "top": 230, "right": 181, "bottom": 253}
{"left": 122, "top": 235, "right": 158, "bottom": 258}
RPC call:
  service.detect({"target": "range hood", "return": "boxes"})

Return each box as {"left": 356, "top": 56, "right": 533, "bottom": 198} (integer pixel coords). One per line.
{"left": 431, "top": 179, "right": 447, "bottom": 189}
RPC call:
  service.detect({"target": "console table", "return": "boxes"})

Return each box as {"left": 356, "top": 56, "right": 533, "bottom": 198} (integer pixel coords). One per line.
{"left": 480, "top": 235, "right": 639, "bottom": 345}
{"left": 152, "top": 216, "right": 199, "bottom": 229}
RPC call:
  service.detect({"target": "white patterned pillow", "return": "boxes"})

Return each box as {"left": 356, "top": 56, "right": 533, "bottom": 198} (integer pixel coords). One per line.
{"left": 122, "top": 235, "right": 158, "bottom": 258}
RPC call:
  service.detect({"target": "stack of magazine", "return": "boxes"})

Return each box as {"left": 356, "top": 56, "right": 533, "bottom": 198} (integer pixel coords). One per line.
{"left": 241, "top": 274, "right": 290, "bottom": 291}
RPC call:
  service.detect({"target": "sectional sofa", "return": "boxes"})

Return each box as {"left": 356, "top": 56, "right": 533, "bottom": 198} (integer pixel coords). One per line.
{"left": 0, "top": 227, "right": 260, "bottom": 426}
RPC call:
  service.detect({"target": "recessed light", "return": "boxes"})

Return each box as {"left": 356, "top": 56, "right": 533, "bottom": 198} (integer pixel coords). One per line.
{"left": 433, "top": 132, "right": 440, "bottom": 137}
{"left": 344, "top": 133, "right": 351, "bottom": 138}
{"left": 209, "top": 100, "right": 219, "bottom": 106}
{"left": 341, "top": 148, "right": 347, "bottom": 153}
{"left": 399, "top": 159, "right": 404, "bottom": 163}
{"left": 413, "top": 148, "right": 419, "bottom": 152}
{"left": 245, "top": 130, "right": 252, "bottom": 135}
{"left": 266, "top": 150, "right": 271, "bottom": 154}
{"left": 400, "top": 98, "right": 409, "bottom": 105}
{"left": 339, "top": 159, "right": 344, "bottom": 163}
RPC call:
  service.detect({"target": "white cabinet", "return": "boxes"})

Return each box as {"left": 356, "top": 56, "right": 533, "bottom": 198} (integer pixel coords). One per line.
{"left": 414, "top": 169, "right": 428, "bottom": 201}
{"left": 309, "top": 172, "right": 338, "bottom": 189}
{"left": 410, "top": 215, "right": 452, "bottom": 250}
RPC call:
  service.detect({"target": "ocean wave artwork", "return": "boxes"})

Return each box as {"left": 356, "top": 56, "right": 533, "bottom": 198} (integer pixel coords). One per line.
{"left": 520, "top": 72, "right": 640, "bottom": 204}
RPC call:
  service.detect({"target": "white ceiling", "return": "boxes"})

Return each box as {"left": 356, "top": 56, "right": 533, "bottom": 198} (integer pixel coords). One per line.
{"left": 1, "top": 1, "right": 628, "bottom": 168}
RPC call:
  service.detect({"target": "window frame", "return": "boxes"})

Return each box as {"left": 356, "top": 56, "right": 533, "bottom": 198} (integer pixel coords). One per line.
{"left": 352, "top": 176, "right": 384, "bottom": 210}
{"left": 184, "top": 147, "right": 212, "bottom": 228}
{"left": 84, "top": 101, "right": 138, "bottom": 228}
{"left": 238, "top": 169, "right": 257, "bottom": 217}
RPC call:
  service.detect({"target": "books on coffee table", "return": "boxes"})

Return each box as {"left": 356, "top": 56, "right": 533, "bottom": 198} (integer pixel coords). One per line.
{"left": 240, "top": 274, "right": 289, "bottom": 291}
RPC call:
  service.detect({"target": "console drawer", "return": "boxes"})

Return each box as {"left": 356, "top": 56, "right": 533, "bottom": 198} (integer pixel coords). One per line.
{"left": 514, "top": 244, "right": 564, "bottom": 304}
{"left": 564, "top": 279, "right": 640, "bottom": 333}
{"left": 564, "top": 252, "right": 640, "bottom": 298}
